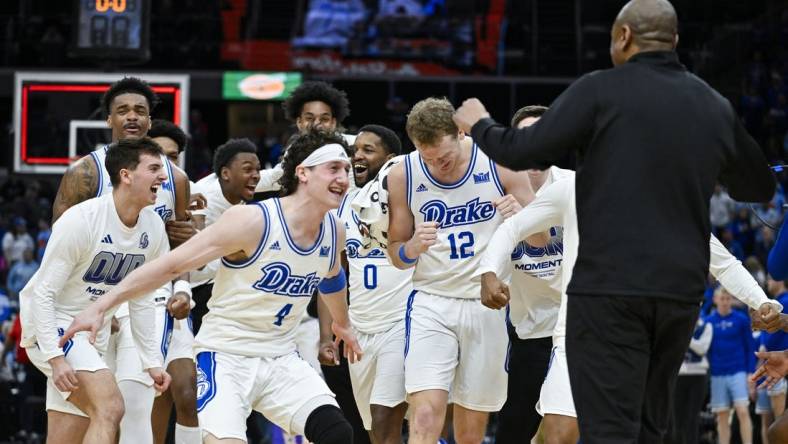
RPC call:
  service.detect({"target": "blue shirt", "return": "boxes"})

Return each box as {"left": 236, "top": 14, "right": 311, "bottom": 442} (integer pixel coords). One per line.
{"left": 760, "top": 292, "right": 788, "bottom": 352}
{"left": 768, "top": 216, "right": 788, "bottom": 279}
{"left": 706, "top": 310, "right": 755, "bottom": 376}
{"left": 7, "top": 260, "right": 39, "bottom": 295}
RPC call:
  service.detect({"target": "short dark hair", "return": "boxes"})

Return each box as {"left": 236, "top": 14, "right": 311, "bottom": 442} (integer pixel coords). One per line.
{"left": 357, "top": 124, "right": 401, "bottom": 155}
{"left": 213, "top": 138, "right": 258, "bottom": 176}
{"left": 148, "top": 119, "right": 188, "bottom": 153}
{"left": 282, "top": 81, "right": 350, "bottom": 123}
{"left": 279, "top": 130, "right": 351, "bottom": 196}
{"left": 105, "top": 137, "right": 164, "bottom": 187}
{"left": 102, "top": 77, "right": 159, "bottom": 116}
{"left": 511, "top": 105, "right": 548, "bottom": 127}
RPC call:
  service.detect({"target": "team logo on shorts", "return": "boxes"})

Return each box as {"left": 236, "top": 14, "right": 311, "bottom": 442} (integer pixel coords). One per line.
{"left": 419, "top": 198, "right": 495, "bottom": 228}
{"left": 196, "top": 366, "right": 210, "bottom": 400}
{"left": 139, "top": 232, "right": 149, "bottom": 249}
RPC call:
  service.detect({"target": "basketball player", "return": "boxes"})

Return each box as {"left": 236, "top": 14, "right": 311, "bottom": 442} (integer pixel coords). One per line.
{"left": 478, "top": 174, "right": 782, "bottom": 444}
{"left": 52, "top": 77, "right": 201, "bottom": 444}
{"left": 492, "top": 106, "right": 572, "bottom": 444}
{"left": 61, "top": 130, "right": 363, "bottom": 444}
{"left": 20, "top": 138, "right": 171, "bottom": 443}
{"left": 328, "top": 124, "right": 411, "bottom": 443}
{"left": 189, "top": 138, "right": 261, "bottom": 334}
{"left": 147, "top": 119, "right": 202, "bottom": 442}
{"left": 386, "top": 98, "right": 539, "bottom": 444}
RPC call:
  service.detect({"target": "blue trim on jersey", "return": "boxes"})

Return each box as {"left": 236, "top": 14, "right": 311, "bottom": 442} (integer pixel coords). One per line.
{"left": 405, "top": 155, "right": 413, "bottom": 208}
{"left": 328, "top": 214, "right": 338, "bottom": 272}
{"left": 417, "top": 143, "right": 478, "bottom": 189}
{"left": 187, "top": 313, "right": 193, "bottom": 333}
{"left": 546, "top": 346, "right": 557, "bottom": 376}
{"left": 489, "top": 156, "right": 505, "bottom": 197}
{"left": 89, "top": 151, "right": 103, "bottom": 198}
{"left": 404, "top": 290, "right": 417, "bottom": 357}
{"left": 164, "top": 158, "right": 177, "bottom": 209}
{"left": 160, "top": 311, "right": 174, "bottom": 359}
{"left": 195, "top": 351, "right": 217, "bottom": 412}
{"left": 274, "top": 198, "right": 325, "bottom": 255}
{"left": 221, "top": 202, "right": 271, "bottom": 268}
{"left": 337, "top": 192, "right": 352, "bottom": 219}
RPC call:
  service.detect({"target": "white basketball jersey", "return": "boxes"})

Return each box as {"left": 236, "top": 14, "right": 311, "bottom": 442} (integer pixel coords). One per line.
{"left": 90, "top": 146, "right": 177, "bottom": 222}
{"left": 194, "top": 198, "right": 338, "bottom": 358}
{"left": 338, "top": 190, "right": 413, "bottom": 334}
{"left": 405, "top": 142, "right": 504, "bottom": 299}
{"left": 508, "top": 167, "right": 574, "bottom": 339}
{"left": 20, "top": 194, "right": 168, "bottom": 354}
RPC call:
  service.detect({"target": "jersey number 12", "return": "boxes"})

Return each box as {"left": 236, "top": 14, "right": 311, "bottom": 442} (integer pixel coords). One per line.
{"left": 448, "top": 231, "right": 475, "bottom": 259}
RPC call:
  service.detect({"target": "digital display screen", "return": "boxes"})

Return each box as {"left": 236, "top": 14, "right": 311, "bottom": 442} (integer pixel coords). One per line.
{"left": 76, "top": 0, "right": 143, "bottom": 51}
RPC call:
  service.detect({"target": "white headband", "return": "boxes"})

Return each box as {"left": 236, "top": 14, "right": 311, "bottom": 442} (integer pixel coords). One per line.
{"left": 299, "top": 143, "right": 351, "bottom": 168}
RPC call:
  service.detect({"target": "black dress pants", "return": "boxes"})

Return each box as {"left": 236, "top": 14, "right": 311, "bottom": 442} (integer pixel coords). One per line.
{"left": 566, "top": 294, "right": 699, "bottom": 444}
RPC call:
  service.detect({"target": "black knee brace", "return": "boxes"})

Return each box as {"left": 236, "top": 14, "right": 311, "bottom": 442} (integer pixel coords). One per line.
{"left": 304, "top": 405, "right": 353, "bottom": 444}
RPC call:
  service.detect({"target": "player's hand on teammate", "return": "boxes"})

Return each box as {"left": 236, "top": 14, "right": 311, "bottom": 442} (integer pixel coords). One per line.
{"left": 331, "top": 321, "right": 363, "bottom": 364}
{"left": 59, "top": 304, "right": 105, "bottom": 347}
{"left": 147, "top": 367, "right": 172, "bottom": 393}
{"left": 452, "top": 98, "right": 491, "bottom": 134}
{"left": 110, "top": 316, "right": 120, "bottom": 334}
{"left": 49, "top": 356, "right": 79, "bottom": 392}
{"left": 167, "top": 292, "right": 190, "bottom": 320}
{"left": 189, "top": 193, "right": 207, "bottom": 211}
{"left": 480, "top": 272, "right": 510, "bottom": 310}
{"left": 493, "top": 194, "right": 522, "bottom": 220}
{"left": 166, "top": 218, "right": 198, "bottom": 245}
{"left": 750, "top": 304, "right": 786, "bottom": 333}
{"left": 318, "top": 340, "right": 340, "bottom": 366}
{"left": 751, "top": 350, "right": 788, "bottom": 389}
{"left": 407, "top": 222, "right": 439, "bottom": 257}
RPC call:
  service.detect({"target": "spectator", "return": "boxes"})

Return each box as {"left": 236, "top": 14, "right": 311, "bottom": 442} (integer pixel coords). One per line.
{"left": 1, "top": 217, "right": 34, "bottom": 266}
{"left": 7, "top": 249, "right": 38, "bottom": 299}
{"left": 0, "top": 290, "right": 10, "bottom": 325}
{"left": 745, "top": 256, "right": 768, "bottom": 289}
{"left": 721, "top": 227, "right": 746, "bottom": 261}
{"left": 711, "top": 184, "right": 736, "bottom": 235}
{"left": 706, "top": 287, "right": 756, "bottom": 444}
{"left": 667, "top": 316, "right": 711, "bottom": 444}
{"left": 730, "top": 206, "right": 756, "bottom": 255}
{"left": 35, "top": 219, "right": 50, "bottom": 263}
{"left": 755, "top": 226, "right": 777, "bottom": 268}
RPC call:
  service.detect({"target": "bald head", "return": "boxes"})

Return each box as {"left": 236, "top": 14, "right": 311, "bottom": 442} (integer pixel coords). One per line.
{"left": 610, "top": 0, "right": 678, "bottom": 65}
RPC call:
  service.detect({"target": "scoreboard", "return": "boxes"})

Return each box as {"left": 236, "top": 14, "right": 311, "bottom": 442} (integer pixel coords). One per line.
{"left": 72, "top": 0, "right": 150, "bottom": 61}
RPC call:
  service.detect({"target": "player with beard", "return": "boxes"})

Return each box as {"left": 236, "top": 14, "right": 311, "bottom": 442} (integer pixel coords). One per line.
{"left": 52, "top": 77, "right": 201, "bottom": 444}
{"left": 60, "top": 130, "right": 362, "bottom": 444}
{"left": 319, "top": 125, "right": 412, "bottom": 443}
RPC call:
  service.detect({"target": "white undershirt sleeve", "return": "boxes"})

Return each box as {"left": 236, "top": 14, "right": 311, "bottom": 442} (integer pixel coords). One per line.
{"left": 476, "top": 179, "right": 568, "bottom": 279}
{"left": 29, "top": 209, "right": 89, "bottom": 360}
{"left": 709, "top": 234, "right": 781, "bottom": 311}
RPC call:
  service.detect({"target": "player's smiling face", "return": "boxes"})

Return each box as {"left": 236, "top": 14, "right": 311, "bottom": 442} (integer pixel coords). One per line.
{"left": 125, "top": 153, "right": 166, "bottom": 206}
{"left": 299, "top": 160, "right": 350, "bottom": 209}
{"left": 417, "top": 133, "right": 462, "bottom": 180}
{"left": 352, "top": 132, "right": 391, "bottom": 187}
{"left": 223, "top": 152, "right": 262, "bottom": 202}
{"left": 108, "top": 93, "right": 151, "bottom": 141}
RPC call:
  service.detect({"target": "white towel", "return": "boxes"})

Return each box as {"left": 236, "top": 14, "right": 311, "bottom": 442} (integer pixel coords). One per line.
{"left": 349, "top": 155, "right": 404, "bottom": 254}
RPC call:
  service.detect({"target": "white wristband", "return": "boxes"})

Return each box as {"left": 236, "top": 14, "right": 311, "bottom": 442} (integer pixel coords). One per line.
{"left": 173, "top": 280, "right": 192, "bottom": 298}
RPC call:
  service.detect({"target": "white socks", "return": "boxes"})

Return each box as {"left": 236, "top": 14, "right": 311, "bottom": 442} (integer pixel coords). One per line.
{"left": 175, "top": 423, "right": 202, "bottom": 444}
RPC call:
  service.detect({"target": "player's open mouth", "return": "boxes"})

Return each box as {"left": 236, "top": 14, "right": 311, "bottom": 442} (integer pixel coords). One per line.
{"left": 124, "top": 124, "right": 141, "bottom": 134}
{"left": 150, "top": 184, "right": 159, "bottom": 193}
{"left": 245, "top": 185, "right": 256, "bottom": 193}
{"left": 353, "top": 164, "right": 368, "bottom": 175}
{"left": 329, "top": 185, "right": 345, "bottom": 196}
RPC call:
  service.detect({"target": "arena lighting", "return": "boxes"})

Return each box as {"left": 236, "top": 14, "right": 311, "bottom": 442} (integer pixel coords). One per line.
{"left": 13, "top": 72, "right": 189, "bottom": 174}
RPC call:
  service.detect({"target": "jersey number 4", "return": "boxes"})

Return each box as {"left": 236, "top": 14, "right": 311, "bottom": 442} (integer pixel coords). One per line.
{"left": 448, "top": 231, "right": 475, "bottom": 259}
{"left": 273, "top": 303, "right": 293, "bottom": 326}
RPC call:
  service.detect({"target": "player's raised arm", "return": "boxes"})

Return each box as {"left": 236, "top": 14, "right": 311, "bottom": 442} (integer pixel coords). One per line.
{"left": 52, "top": 157, "right": 99, "bottom": 223}
{"left": 60, "top": 204, "right": 266, "bottom": 345}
